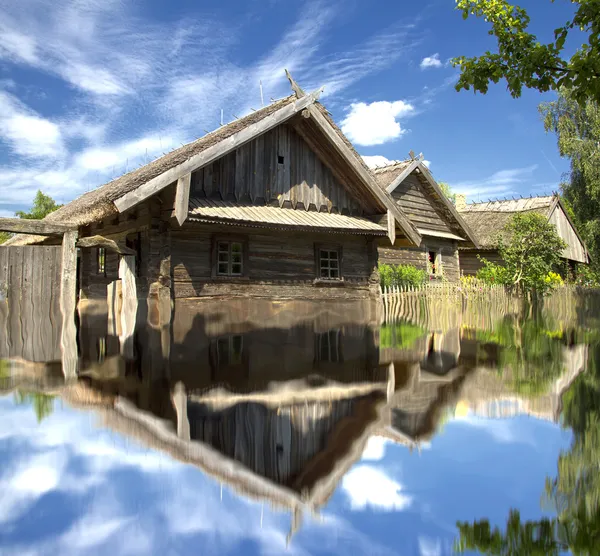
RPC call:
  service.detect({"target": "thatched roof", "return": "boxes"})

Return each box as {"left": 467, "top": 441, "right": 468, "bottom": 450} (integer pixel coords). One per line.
{"left": 457, "top": 196, "right": 554, "bottom": 248}
{"left": 372, "top": 160, "right": 413, "bottom": 190}
{"left": 6, "top": 96, "right": 297, "bottom": 246}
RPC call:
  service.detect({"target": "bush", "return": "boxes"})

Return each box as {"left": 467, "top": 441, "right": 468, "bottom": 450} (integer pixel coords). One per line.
{"left": 544, "top": 271, "right": 564, "bottom": 289}
{"left": 379, "top": 263, "right": 427, "bottom": 288}
{"left": 571, "top": 265, "right": 600, "bottom": 287}
{"left": 475, "top": 257, "right": 511, "bottom": 286}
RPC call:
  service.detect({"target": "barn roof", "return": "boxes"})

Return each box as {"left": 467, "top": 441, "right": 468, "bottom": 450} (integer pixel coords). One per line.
{"left": 6, "top": 75, "right": 420, "bottom": 247}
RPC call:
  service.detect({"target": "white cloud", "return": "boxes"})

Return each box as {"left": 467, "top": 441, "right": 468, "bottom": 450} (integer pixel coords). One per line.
{"left": 342, "top": 465, "right": 412, "bottom": 511}
{"left": 0, "top": 91, "right": 65, "bottom": 158}
{"left": 420, "top": 53, "right": 442, "bottom": 69}
{"left": 419, "top": 536, "right": 442, "bottom": 556}
{"left": 362, "top": 155, "right": 395, "bottom": 169}
{"left": 450, "top": 164, "right": 539, "bottom": 199}
{"left": 342, "top": 100, "right": 414, "bottom": 146}
{"left": 361, "top": 437, "right": 391, "bottom": 460}
{"left": 423, "top": 159, "right": 431, "bottom": 168}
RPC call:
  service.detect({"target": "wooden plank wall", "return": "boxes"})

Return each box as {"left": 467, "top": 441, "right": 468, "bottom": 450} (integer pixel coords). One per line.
{"left": 549, "top": 204, "right": 588, "bottom": 263}
{"left": 190, "top": 124, "right": 363, "bottom": 214}
{"left": 170, "top": 225, "right": 377, "bottom": 299}
{"left": 0, "top": 246, "right": 62, "bottom": 362}
{"left": 392, "top": 174, "right": 452, "bottom": 233}
{"left": 459, "top": 249, "right": 504, "bottom": 276}
{"left": 378, "top": 238, "right": 460, "bottom": 282}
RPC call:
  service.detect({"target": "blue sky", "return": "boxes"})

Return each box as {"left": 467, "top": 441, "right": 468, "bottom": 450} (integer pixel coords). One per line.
{"left": 0, "top": 0, "right": 578, "bottom": 216}
{"left": 0, "top": 395, "right": 572, "bottom": 556}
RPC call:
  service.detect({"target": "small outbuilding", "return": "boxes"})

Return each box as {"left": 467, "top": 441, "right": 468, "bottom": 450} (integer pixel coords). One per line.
{"left": 372, "top": 156, "right": 479, "bottom": 282}
{"left": 456, "top": 194, "right": 590, "bottom": 276}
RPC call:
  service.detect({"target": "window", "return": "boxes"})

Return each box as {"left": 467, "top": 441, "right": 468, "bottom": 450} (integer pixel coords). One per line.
{"left": 216, "top": 241, "right": 243, "bottom": 276}
{"left": 216, "top": 335, "right": 244, "bottom": 366}
{"left": 277, "top": 155, "right": 285, "bottom": 165}
{"left": 318, "top": 248, "right": 341, "bottom": 280}
{"left": 97, "top": 248, "right": 106, "bottom": 275}
{"left": 427, "top": 250, "right": 441, "bottom": 276}
{"left": 316, "top": 330, "right": 342, "bottom": 363}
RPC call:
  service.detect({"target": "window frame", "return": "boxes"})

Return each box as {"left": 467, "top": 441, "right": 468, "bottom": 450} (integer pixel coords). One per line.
{"left": 211, "top": 235, "right": 249, "bottom": 279}
{"left": 426, "top": 248, "right": 442, "bottom": 276}
{"left": 314, "top": 243, "right": 343, "bottom": 281}
{"left": 97, "top": 247, "right": 106, "bottom": 276}
{"left": 314, "top": 329, "right": 343, "bottom": 365}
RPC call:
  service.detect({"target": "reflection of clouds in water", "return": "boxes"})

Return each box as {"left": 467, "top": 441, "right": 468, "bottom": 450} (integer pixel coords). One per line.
{"left": 450, "top": 414, "right": 537, "bottom": 445}
{"left": 361, "top": 437, "right": 391, "bottom": 461}
{"left": 0, "top": 396, "right": 395, "bottom": 556}
{"left": 418, "top": 536, "right": 442, "bottom": 556}
{"left": 342, "top": 465, "right": 412, "bottom": 511}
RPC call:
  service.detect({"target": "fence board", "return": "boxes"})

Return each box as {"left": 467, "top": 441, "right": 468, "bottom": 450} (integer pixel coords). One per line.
{"left": 0, "top": 246, "right": 63, "bottom": 362}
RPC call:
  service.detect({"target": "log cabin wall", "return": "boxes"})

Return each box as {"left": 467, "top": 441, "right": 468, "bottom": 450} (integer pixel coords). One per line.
{"left": 189, "top": 123, "right": 364, "bottom": 214}
{"left": 170, "top": 223, "right": 380, "bottom": 300}
{"left": 459, "top": 249, "right": 504, "bottom": 277}
{"left": 378, "top": 237, "right": 460, "bottom": 282}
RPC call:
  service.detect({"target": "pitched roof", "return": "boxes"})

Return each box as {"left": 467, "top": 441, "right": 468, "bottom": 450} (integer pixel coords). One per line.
{"left": 372, "top": 159, "right": 479, "bottom": 247}
{"left": 188, "top": 198, "right": 388, "bottom": 234}
{"left": 457, "top": 196, "right": 554, "bottom": 248}
{"left": 7, "top": 82, "right": 420, "bottom": 247}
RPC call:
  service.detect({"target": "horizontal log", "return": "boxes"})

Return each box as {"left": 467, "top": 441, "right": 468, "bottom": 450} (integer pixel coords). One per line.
{"left": 76, "top": 235, "right": 136, "bottom": 255}
{"left": 0, "top": 217, "right": 73, "bottom": 236}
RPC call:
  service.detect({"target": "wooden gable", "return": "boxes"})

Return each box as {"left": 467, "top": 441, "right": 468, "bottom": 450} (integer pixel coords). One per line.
{"left": 390, "top": 172, "right": 453, "bottom": 234}
{"left": 189, "top": 123, "right": 364, "bottom": 215}
{"left": 548, "top": 202, "right": 589, "bottom": 263}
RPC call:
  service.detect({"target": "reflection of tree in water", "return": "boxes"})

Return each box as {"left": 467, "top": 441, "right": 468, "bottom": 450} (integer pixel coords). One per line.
{"left": 13, "top": 391, "right": 56, "bottom": 423}
{"left": 476, "top": 306, "right": 574, "bottom": 397}
{"left": 455, "top": 344, "right": 600, "bottom": 554}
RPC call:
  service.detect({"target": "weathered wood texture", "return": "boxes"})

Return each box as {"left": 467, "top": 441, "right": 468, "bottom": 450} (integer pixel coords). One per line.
{"left": 60, "top": 230, "right": 79, "bottom": 378}
{"left": 549, "top": 203, "right": 588, "bottom": 263}
{"left": 190, "top": 124, "right": 363, "bottom": 215}
{"left": 391, "top": 174, "right": 452, "bottom": 233}
{"left": 378, "top": 238, "right": 460, "bottom": 282}
{"left": 169, "top": 223, "right": 378, "bottom": 299}
{"left": 0, "top": 217, "right": 72, "bottom": 235}
{"left": 0, "top": 246, "right": 63, "bottom": 362}
{"left": 76, "top": 236, "right": 135, "bottom": 255}
{"left": 459, "top": 249, "right": 504, "bottom": 277}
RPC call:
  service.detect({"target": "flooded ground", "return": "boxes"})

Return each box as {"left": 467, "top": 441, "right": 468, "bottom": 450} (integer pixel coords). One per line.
{"left": 1, "top": 293, "right": 599, "bottom": 555}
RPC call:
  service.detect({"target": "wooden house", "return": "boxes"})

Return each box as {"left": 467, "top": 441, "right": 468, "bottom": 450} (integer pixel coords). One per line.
{"left": 372, "top": 157, "right": 478, "bottom": 282}
{"left": 457, "top": 195, "right": 590, "bottom": 276}
{"left": 6, "top": 76, "right": 420, "bottom": 305}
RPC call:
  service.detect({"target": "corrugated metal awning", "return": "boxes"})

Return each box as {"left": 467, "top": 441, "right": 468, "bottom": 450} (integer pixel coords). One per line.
{"left": 188, "top": 198, "right": 387, "bottom": 234}
{"left": 417, "top": 228, "right": 466, "bottom": 241}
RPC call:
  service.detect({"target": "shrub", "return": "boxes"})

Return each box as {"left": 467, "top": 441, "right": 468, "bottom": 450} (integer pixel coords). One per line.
{"left": 544, "top": 271, "right": 564, "bottom": 289}
{"left": 475, "top": 257, "right": 511, "bottom": 286}
{"left": 572, "top": 265, "right": 600, "bottom": 287}
{"left": 379, "top": 263, "right": 427, "bottom": 289}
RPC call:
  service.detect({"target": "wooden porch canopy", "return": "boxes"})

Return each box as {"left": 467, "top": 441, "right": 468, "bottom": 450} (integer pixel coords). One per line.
{"left": 187, "top": 199, "right": 388, "bottom": 235}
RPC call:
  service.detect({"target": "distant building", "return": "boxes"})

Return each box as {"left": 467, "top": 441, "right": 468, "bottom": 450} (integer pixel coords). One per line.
{"left": 372, "top": 158, "right": 479, "bottom": 282}
{"left": 456, "top": 194, "right": 590, "bottom": 276}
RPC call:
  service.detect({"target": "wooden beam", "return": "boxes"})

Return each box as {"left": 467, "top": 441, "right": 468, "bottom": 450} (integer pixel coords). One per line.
{"left": 174, "top": 173, "right": 191, "bottom": 226}
{"left": 0, "top": 217, "right": 72, "bottom": 236}
{"left": 387, "top": 209, "right": 396, "bottom": 245}
{"left": 60, "top": 230, "right": 78, "bottom": 380}
{"left": 385, "top": 159, "right": 420, "bottom": 193}
{"left": 76, "top": 235, "right": 135, "bottom": 255}
{"left": 285, "top": 69, "right": 306, "bottom": 98}
{"left": 306, "top": 104, "right": 422, "bottom": 246}
{"left": 114, "top": 89, "right": 324, "bottom": 214}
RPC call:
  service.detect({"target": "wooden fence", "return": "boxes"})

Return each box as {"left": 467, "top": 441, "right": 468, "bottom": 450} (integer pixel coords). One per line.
{"left": 0, "top": 246, "right": 63, "bottom": 362}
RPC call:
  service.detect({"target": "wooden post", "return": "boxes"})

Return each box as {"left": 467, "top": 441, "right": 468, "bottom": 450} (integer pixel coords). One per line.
{"left": 172, "top": 381, "right": 191, "bottom": 441}
{"left": 119, "top": 255, "right": 138, "bottom": 359}
{"left": 60, "top": 230, "right": 78, "bottom": 379}
{"left": 174, "top": 173, "right": 191, "bottom": 226}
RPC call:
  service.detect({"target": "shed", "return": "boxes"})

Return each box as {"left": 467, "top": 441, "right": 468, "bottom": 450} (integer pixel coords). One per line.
{"left": 372, "top": 157, "right": 478, "bottom": 282}
{"left": 457, "top": 195, "right": 590, "bottom": 276}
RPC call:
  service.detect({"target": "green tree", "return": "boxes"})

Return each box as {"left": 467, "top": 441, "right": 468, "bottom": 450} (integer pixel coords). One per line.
{"left": 0, "top": 190, "right": 62, "bottom": 245}
{"left": 439, "top": 181, "right": 457, "bottom": 205}
{"left": 451, "top": 0, "right": 600, "bottom": 105}
{"left": 540, "top": 89, "right": 600, "bottom": 273}
{"left": 15, "top": 190, "right": 63, "bottom": 220}
{"left": 477, "top": 212, "right": 567, "bottom": 294}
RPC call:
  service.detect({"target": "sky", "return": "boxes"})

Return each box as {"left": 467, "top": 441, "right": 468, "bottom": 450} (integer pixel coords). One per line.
{"left": 0, "top": 394, "right": 572, "bottom": 556}
{"left": 0, "top": 0, "right": 579, "bottom": 217}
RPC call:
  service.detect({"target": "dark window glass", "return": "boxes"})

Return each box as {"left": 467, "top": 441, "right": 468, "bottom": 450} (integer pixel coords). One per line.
{"left": 318, "top": 248, "right": 340, "bottom": 280}
{"left": 97, "top": 248, "right": 106, "bottom": 275}
{"left": 216, "top": 241, "right": 244, "bottom": 276}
